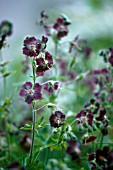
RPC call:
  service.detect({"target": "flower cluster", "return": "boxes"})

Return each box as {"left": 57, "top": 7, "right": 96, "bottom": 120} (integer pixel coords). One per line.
{"left": 88, "top": 146, "right": 113, "bottom": 170}
{"left": 91, "top": 67, "right": 113, "bottom": 105}
{"left": 38, "top": 11, "right": 71, "bottom": 40}
{"left": 99, "top": 47, "right": 113, "bottom": 66}
{"left": 76, "top": 109, "right": 94, "bottom": 132}
{"left": 76, "top": 98, "right": 109, "bottom": 136}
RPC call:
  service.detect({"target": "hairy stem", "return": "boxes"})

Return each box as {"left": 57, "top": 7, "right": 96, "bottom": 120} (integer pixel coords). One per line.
{"left": 29, "top": 102, "right": 36, "bottom": 163}
{"left": 29, "top": 58, "right": 36, "bottom": 163}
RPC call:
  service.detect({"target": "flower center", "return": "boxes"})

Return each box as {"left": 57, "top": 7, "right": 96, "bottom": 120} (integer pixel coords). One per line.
{"left": 28, "top": 44, "right": 36, "bottom": 51}
{"left": 28, "top": 89, "right": 34, "bottom": 95}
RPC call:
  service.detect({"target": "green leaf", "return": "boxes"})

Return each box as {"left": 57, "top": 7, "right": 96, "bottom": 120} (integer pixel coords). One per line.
{"left": 4, "top": 98, "right": 11, "bottom": 105}
{"left": 0, "top": 60, "right": 12, "bottom": 67}
{"left": 35, "top": 116, "right": 44, "bottom": 129}
{"left": 70, "top": 56, "right": 76, "bottom": 68}
{"left": 76, "top": 71, "right": 90, "bottom": 81}
{"left": 47, "top": 103, "right": 56, "bottom": 110}
{"left": 3, "top": 71, "right": 12, "bottom": 77}
{"left": 20, "top": 122, "right": 32, "bottom": 130}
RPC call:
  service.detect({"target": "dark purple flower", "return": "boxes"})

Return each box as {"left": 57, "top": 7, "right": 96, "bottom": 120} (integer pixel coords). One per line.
{"left": 101, "top": 68, "right": 108, "bottom": 74}
{"left": 92, "top": 69, "right": 101, "bottom": 75}
{"left": 36, "top": 51, "right": 53, "bottom": 76}
{"left": 19, "top": 82, "right": 42, "bottom": 104}
{"left": 23, "top": 36, "right": 40, "bottom": 57}
{"left": 49, "top": 111, "right": 65, "bottom": 128}
{"left": 42, "top": 35, "right": 48, "bottom": 43}
{"left": 66, "top": 139, "right": 81, "bottom": 160}
{"left": 44, "top": 24, "right": 52, "bottom": 36}
{"left": 83, "top": 135, "right": 97, "bottom": 144}
{"left": 87, "top": 112, "right": 93, "bottom": 125}
{"left": 96, "top": 108, "right": 106, "bottom": 122}
{"left": 83, "top": 46, "right": 92, "bottom": 58}
{"left": 76, "top": 110, "right": 93, "bottom": 126}
{"left": 44, "top": 82, "right": 54, "bottom": 94}
{"left": 37, "top": 10, "right": 49, "bottom": 26}
{"left": 53, "top": 17, "right": 69, "bottom": 39}
{"left": 109, "top": 47, "right": 113, "bottom": 56}
{"left": 108, "top": 56, "right": 113, "bottom": 66}
{"left": 102, "top": 128, "right": 108, "bottom": 136}
{"left": 88, "top": 147, "right": 113, "bottom": 169}
{"left": 88, "top": 153, "right": 96, "bottom": 169}
{"left": 54, "top": 82, "right": 60, "bottom": 90}
{"left": 23, "top": 36, "right": 48, "bottom": 57}
{"left": 44, "top": 81, "right": 60, "bottom": 94}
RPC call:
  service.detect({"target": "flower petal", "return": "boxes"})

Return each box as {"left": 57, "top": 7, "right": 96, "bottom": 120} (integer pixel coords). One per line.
{"left": 23, "top": 82, "right": 32, "bottom": 90}
{"left": 34, "top": 83, "right": 42, "bottom": 92}
{"left": 34, "top": 92, "right": 42, "bottom": 100}
{"left": 19, "top": 89, "right": 27, "bottom": 97}
{"left": 25, "top": 95, "right": 33, "bottom": 104}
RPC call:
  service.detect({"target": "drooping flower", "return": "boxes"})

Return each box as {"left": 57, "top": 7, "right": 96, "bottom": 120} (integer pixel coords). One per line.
{"left": 53, "top": 17, "right": 70, "bottom": 39}
{"left": 82, "top": 135, "right": 97, "bottom": 144}
{"left": 19, "top": 82, "right": 42, "bottom": 104}
{"left": 37, "top": 10, "right": 49, "bottom": 26}
{"left": 36, "top": 51, "right": 53, "bottom": 76}
{"left": 49, "top": 111, "right": 65, "bottom": 128}
{"left": 66, "top": 139, "right": 81, "bottom": 160}
{"left": 44, "top": 81, "right": 60, "bottom": 94}
{"left": 76, "top": 110, "right": 94, "bottom": 126}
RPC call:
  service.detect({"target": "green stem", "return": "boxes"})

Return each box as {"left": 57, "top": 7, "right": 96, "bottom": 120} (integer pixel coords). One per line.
{"left": 29, "top": 102, "right": 36, "bottom": 163}
{"left": 34, "top": 142, "right": 60, "bottom": 162}
{"left": 4, "top": 77, "right": 6, "bottom": 98}
{"left": 44, "top": 148, "right": 50, "bottom": 168}
{"left": 61, "top": 144, "right": 64, "bottom": 163}
{"left": 34, "top": 130, "right": 55, "bottom": 162}
{"left": 29, "top": 58, "right": 36, "bottom": 163}
{"left": 32, "top": 58, "right": 36, "bottom": 84}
